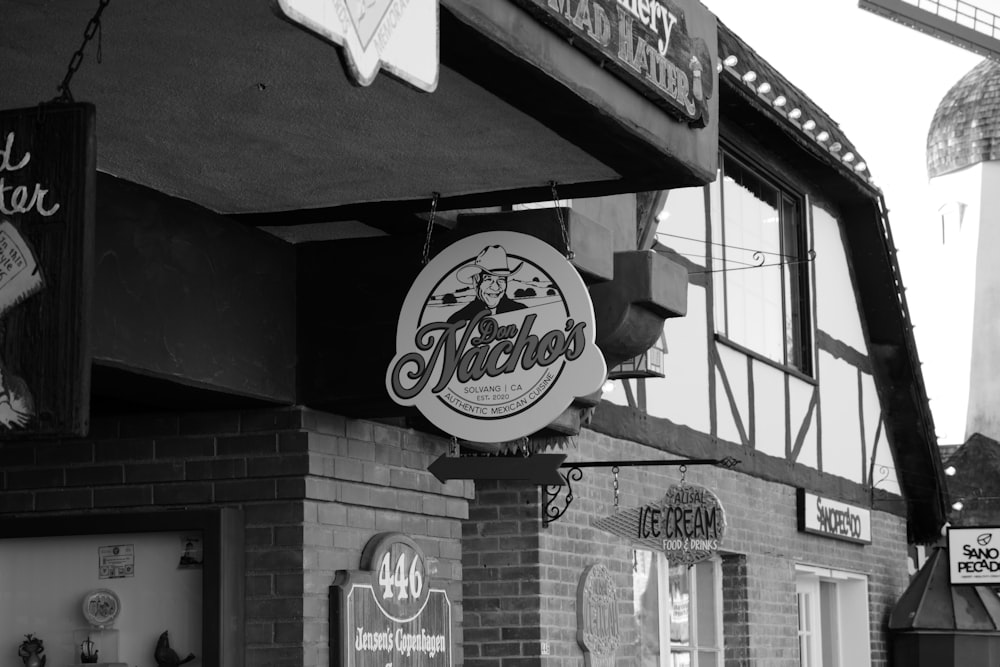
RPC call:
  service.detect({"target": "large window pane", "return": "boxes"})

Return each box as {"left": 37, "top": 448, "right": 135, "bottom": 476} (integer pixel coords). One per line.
{"left": 633, "top": 550, "right": 663, "bottom": 666}
{"left": 669, "top": 565, "right": 691, "bottom": 645}
{"left": 717, "top": 151, "right": 812, "bottom": 374}
{"left": 696, "top": 559, "right": 718, "bottom": 642}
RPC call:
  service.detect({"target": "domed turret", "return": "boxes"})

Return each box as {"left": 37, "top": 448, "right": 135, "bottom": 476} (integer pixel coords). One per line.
{"left": 927, "top": 59, "right": 1000, "bottom": 179}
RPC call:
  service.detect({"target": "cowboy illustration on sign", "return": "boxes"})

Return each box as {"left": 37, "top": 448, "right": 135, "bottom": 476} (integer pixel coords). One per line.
{"left": 387, "top": 231, "right": 606, "bottom": 443}
{"left": 446, "top": 245, "right": 527, "bottom": 324}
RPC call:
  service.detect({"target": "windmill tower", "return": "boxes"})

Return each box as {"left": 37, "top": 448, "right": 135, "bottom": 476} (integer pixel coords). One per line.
{"left": 862, "top": 0, "right": 1000, "bottom": 445}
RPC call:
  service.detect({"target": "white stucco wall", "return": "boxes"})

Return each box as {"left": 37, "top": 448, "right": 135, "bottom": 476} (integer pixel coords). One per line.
{"left": 812, "top": 204, "right": 867, "bottom": 353}
{"left": 924, "top": 162, "right": 983, "bottom": 443}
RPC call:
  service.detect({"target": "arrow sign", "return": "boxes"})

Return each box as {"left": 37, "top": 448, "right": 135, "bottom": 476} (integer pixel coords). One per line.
{"left": 428, "top": 453, "right": 567, "bottom": 486}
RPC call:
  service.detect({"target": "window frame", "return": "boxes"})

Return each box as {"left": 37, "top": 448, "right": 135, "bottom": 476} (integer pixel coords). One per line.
{"left": 633, "top": 551, "right": 723, "bottom": 666}
{"left": 795, "top": 564, "right": 871, "bottom": 667}
{"left": 714, "top": 146, "right": 814, "bottom": 377}
{"left": 0, "top": 508, "right": 244, "bottom": 667}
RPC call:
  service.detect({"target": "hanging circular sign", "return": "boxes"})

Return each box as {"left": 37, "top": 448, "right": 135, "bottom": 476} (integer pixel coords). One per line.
{"left": 386, "top": 231, "right": 607, "bottom": 443}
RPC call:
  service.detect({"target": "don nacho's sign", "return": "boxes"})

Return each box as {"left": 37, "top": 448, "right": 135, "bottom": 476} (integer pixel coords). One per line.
{"left": 386, "top": 231, "right": 606, "bottom": 443}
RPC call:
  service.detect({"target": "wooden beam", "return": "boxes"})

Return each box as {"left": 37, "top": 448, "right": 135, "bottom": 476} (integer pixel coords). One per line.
{"left": 92, "top": 175, "right": 296, "bottom": 405}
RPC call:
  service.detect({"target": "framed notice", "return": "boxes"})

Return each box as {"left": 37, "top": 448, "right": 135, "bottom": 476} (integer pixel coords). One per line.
{"left": 331, "top": 532, "right": 451, "bottom": 666}
{"left": 948, "top": 526, "right": 1000, "bottom": 585}
{"left": 0, "top": 103, "right": 94, "bottom": 436}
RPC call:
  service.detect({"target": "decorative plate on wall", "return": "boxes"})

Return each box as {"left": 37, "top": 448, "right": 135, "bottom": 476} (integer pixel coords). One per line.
{"left": 82, "top": 588, "right": 121, "bottom": 627}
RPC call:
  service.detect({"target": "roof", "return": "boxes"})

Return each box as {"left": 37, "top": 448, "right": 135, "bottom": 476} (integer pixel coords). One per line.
{"left": 716, "top": 22, "right": 876, "bottom": 191}
{"left": 927, "top": 58, "right": 1000, "bottom": 179}
{"left": 717, "top": 22, "right": 948, "bottom": 544}
{"left": 890, "top": 546, "right": 1000, "bottom": 632}
{"left": 944, "top": 433, "right": 1000, "bottom": 527}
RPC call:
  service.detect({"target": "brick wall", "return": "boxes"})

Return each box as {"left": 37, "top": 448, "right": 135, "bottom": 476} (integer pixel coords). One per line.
{"left": 461, "top": 478, "right": 543, "bottom": 666}
{"left": 463, "top": 428, "right": 909, "bottom": 667}
{"left": 0, "top": 407, "right": 473, "bottom": 667}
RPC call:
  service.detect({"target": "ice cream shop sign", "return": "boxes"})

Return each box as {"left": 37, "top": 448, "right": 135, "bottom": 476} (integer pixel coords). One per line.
{"left": 386, "top": 231, "right": 607, "bottom": 443}
{"left": 593, "top": 481, "right": 727, "bottom": 566}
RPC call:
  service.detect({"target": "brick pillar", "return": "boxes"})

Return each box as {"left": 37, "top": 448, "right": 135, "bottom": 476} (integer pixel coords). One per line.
{"left": 722, "top": 553, "right": 750, "bottom": 667}
{"left": 462, "top": 479, "right": 542, "bottom": 667}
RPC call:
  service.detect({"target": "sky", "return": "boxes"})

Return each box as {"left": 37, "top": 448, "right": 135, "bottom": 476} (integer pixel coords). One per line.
{"left": 700, "top": 0, "right": 989, "bottom": 445}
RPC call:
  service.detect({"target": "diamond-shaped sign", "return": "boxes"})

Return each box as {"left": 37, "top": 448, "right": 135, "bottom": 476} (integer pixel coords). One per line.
{"left": 278, "top": 0, "right": 439, "bottom": 92}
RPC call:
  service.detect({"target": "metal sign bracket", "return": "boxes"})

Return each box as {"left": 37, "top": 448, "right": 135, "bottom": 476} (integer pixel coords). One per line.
{"left": 541, "top": 457, "right": 740, "bottom": 527}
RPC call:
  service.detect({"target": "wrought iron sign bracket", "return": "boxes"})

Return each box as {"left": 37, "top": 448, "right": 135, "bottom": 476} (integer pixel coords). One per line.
{"left": 541, "top": 457, "right": 740, "bottom": 528}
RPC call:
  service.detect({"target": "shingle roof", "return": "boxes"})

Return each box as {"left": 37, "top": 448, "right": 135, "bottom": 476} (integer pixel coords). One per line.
{"left": 927, "top": 58, "right": 1000, "bottom": 179}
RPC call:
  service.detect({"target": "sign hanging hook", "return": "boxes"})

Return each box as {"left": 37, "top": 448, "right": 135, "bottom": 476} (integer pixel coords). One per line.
{"left": 679, "top": 464, "right": 687, "bottom": 484}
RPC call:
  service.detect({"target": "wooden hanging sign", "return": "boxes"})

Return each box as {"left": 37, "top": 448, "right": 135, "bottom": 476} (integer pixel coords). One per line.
{"left": 331, "top": 532, "right": 452, "bottom": 666}
{"left": 592, "top": 481, "right": 726, "bottom": 566}
{"left": 511, "top": 0, "right": 716, "bottom": 126}
{"left": 386, "top": 231, "right": 607, "bottom": 443}
{"left": 0, "top": 104, "right": 94, "bottom": 436}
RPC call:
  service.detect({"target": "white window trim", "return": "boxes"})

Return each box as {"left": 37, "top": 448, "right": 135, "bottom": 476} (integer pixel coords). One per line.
{"left": 794, "top": 564, "right": 871, "bottom": 667}
{"left": 660, "top": 553, "right": 724, "bottom": 666}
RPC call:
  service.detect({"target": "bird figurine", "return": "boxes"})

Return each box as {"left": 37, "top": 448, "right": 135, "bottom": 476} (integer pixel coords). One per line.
{"left": 154, "top": 630, "right": 195, "bottom": 667}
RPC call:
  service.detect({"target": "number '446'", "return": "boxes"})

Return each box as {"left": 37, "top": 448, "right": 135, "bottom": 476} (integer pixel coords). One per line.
{"left": 378, "top": 551, "right": 423, "bottom": 601}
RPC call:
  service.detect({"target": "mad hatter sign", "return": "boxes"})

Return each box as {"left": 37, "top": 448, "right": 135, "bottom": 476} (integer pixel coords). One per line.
{"left": 0, "top": 104, "right": 95, "bottom": 437}
{"left": 277, "top": 0, "right": 438, "bottom": 92}
{"left": 386, "top": 231, "right": 606, "bottom": 443}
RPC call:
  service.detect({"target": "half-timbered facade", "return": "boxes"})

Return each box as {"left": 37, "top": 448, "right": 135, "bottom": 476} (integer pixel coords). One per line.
{"left": 460, "top": 24, "right": 946, "bottom": 667}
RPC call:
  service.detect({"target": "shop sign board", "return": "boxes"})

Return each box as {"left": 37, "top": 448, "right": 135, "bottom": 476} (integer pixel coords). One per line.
{"left": 577, "top": 563, "right": 620, "bottom": 667}
{"left": 331, "top": 532, "right": 451, "bottom": 666}
{"left": 797, "top": 490, "right": 872, "bottom": 545}
{"left": 592, "top": 481, "right": 726, "bottom": 566}
{"left": 948, "top": 526, "right": 1000, "bottom": 585}
{"left": 0, "top": 104, "right": 94, "bottom": 437}
{"left": 277, "top": 0, "right": 439, "bottom": 92}
{"left": 386, "top": 231, "right": 607, "bottom": 443}
{"left": 512, "top": 0, "right": 716, "bottom": 126}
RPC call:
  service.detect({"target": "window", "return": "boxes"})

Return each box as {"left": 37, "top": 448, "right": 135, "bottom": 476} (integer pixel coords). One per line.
{"left": 632, "top": 551, "right": 721, "bottom": 666}
{"left": 714, "top": 150, "right": 812, "bottom": 374}
{"left": 795, "top": 566, "right": 871, "bottom": 667}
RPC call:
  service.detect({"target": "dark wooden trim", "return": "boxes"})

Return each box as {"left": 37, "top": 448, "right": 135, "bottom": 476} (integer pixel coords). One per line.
{"left": 858, "top": 367, "right": 867, "bottom": 485}
{"left": 0, "top": 508, "right": 244, "bottom": 667}
{"left": 784, "top": 371, "right": 792, "bottom": 460}
{"left": 816, "top": 329, "right": 872, "bottom": 373}
{"left": 747, "top": 355, "right": 755, "bottom": 447}
{"left": 712, "top": 344, "right": 750, "bottom": 448}
{"left": 789, "top": 388, "right": 818, "bottom": 463}
{"left": 715, "top": 334, "right": 818, "bottom": 386}
{"left": 705, "top": 185, "right": 718, "bottom": 439}
{"left": 588, "top": 401, "right": 903, "bottom": 515}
